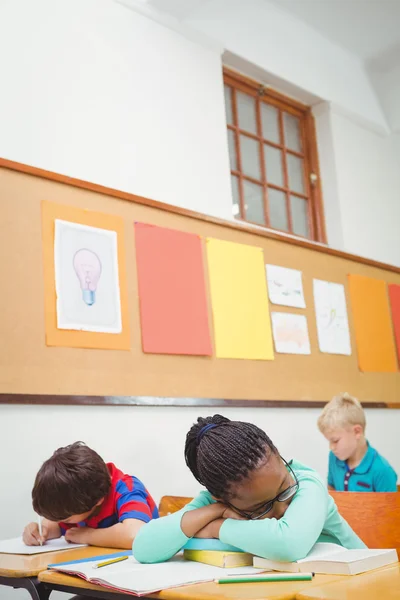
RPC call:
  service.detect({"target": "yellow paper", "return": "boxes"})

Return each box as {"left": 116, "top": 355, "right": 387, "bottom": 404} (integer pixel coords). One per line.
{"left": 42, "top": 201, "right": 130, "bottom": 350}
{"left": 348, "top": 274, "right": 397, "bottom": 372}
{"left": 206, "top": 238, "right": 274, "bottom": 360}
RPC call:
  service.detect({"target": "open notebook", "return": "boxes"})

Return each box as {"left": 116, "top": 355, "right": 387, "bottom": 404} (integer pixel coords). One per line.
{"left": 48, "top": 553, "right": 265, "bottom": 596}
{"left": 253, "top": 543, "right": 398, "bottom": 575}
{"left": 0, "top": 536, "right": 87, "bottom": 555}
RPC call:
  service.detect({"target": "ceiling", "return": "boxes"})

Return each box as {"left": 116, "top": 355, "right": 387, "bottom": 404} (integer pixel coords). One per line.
{"left": 145, "top": 0, "right": 400, "bottom": 63}
{"left": 266, "top": 0, "right": 400, "bottom": 62}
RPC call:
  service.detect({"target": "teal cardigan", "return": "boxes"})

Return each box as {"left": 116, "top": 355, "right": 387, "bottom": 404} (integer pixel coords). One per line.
{"left": 133, "top": 460, "right": 366, "bottom": 563}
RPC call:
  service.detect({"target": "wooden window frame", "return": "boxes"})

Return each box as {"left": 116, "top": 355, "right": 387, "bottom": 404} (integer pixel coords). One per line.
{"left": 224, "top": 68, "right": 327, "bottom": 243}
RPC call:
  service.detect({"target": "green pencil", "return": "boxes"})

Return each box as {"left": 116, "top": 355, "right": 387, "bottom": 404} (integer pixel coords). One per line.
{"left": 215, "top": 573, "right": 314, "bottom": 584}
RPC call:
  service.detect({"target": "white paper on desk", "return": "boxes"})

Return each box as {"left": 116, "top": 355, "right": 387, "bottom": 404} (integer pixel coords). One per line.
{"left": 313, "top": 279, "right": 351, "bottom": 355}
{"left": 0, "top": 536, "right": 87, "bottom": 554}
{"left": 51, "top": 554, "right": 266, "bottom": 596}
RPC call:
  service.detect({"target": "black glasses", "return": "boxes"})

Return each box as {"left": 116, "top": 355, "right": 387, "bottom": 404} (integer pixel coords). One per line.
{"left": 227, "top": 457, "right": 299, "bottom": 520}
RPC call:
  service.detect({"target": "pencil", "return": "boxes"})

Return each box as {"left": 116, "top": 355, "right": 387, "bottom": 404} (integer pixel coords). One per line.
{"left": 215, "top": 573, "right": 314, "bottom": 583}
{"left": 94, "top": 556, "right": 129, "bottom": 569}
{"left": 37, "top": 516, "right": 43, "bottom": 547}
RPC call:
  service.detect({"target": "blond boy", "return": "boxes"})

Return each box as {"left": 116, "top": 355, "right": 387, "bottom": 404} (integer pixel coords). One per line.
{"left": 318, "top": 393, "right": 397, "bottom": 492}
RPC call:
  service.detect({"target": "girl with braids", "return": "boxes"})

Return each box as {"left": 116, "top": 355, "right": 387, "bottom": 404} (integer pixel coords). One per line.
{"left": 133, "top": 415, "right": 365, "bottom": 563}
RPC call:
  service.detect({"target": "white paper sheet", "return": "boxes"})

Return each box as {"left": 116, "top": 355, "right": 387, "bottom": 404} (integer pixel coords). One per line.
{"left": 0, "top": 536, "right": 87, "bottom": 554}
{"left": 313, "top": 279, "right": 351, "bottom": 355}
{"left": 54, "top": 220, "right": 122, "bottom": 333}
{"left": 266, "top": 265, "right": 306, "bottom": 308}
{"left": 52, "top": 554, "right": 265, "bottom": 596}
{"left": 271, "top": 312, "right": 311, "bottom": 354}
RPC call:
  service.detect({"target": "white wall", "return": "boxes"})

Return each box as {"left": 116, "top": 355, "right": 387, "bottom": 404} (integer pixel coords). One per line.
{"left": 0, "top": 0, "right": 232, "bottom": 220}
{"left": 0, "top": 4, "right": 399, "bottom": 599}
{"left": 331, "top": 111, "right": 400, "bottom": 267}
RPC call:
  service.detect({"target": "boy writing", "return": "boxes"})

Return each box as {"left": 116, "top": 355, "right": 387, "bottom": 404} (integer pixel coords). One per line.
{"left": 23, "top": 442, "right": 158, "bottom": 549}
{"left": 318, "top": 393, "right": 397, "bottom": 492}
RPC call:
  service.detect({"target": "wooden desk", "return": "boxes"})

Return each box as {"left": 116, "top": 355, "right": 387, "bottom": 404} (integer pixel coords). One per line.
{"left": 39, "top": 569, "right": 346, "bottom": 600}
{"left": 297, "top": 563, "right": 400, "bottom": 599}
{"left": 0, "top": 546, "right": 118, "bottom": 600}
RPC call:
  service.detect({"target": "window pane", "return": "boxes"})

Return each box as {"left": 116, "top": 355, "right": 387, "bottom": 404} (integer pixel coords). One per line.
{"left": 240, "top": 134, "right": 261, "bottom": 180}
{"left": 269, "top": 188, "right": 288, "bottom": 231}
{"left": 261, "top": 103, "right": 280, "bottom": 144}
{"left": 237, "top": 91, "right": 257, "bottom": 134}
{"left": 224, "top": 85, "right": 233, "bottom": 125}
{"left": 287, "top": 153, "right": 305, "bottom": 194}
{"left": 264, "top": 145, "right": 284, "bottom": 187}
{"left": 243, "top": 180, "right": 265, "bottom": 225}
{"left": 291, "top": 195, "right": 309, "bottom": 237}
{"left": 227, "top": 129, "right": 237, "bottom": 170}
{"left": 231, "top": 175, "right": 240, "bottom": 217}
{"left": 284, "top": 113, "right": 301, "bottom": 152}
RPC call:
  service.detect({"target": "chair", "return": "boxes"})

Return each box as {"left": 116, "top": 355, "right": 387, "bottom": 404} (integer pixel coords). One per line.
{"left": 158, "top": 495, "right": 193, "bottom": 517}
{"left": 330, "top": 491, "right": 400, "bottom": 555}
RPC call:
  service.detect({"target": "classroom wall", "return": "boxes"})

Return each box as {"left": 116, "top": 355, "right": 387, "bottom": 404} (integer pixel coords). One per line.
{"left": 0, "top": 4, "right": 399, "bottom": 597}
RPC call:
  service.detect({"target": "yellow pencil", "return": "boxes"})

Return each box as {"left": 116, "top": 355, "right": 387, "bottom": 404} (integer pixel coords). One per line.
{"left": 94, "top": 556, "right": 129, "bottom": 569}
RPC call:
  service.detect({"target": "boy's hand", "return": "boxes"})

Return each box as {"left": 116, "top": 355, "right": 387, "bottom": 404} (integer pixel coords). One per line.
{"left": 65, "top": 527, "right": 92, "bottom": 544}
{"left": 23, "top": 522, "right": 49, "bottom": 546}
{"left": 194, "top": 518, "right": 225, "bottom": 539}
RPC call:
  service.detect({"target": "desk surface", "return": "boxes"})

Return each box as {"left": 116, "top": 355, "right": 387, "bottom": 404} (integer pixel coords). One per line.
{"left": 0, "top": 546, "right": 118, "bottom": 578}
{"left": 38, "top": 569, "right": 345, "bottom": 600}
{"left": 297, "top": 563, "right": 400, "bottom": 600}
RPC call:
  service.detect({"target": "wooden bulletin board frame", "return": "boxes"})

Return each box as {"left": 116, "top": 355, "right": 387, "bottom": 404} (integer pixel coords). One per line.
{"left": 0, "top": 158, "right": 399, "bottom": 408}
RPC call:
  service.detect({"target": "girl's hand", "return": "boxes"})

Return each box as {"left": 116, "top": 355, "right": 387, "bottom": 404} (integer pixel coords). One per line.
{"left": 222, "top": 506, "right": 246, "bottom": 520}
{"left": 194, "top": 518, "right": 225, "bottom": 539}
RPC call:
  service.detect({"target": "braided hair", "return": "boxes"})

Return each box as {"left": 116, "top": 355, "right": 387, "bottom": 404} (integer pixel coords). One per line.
{"left": 184, "top": 415, "right": 278, "bottom": 500}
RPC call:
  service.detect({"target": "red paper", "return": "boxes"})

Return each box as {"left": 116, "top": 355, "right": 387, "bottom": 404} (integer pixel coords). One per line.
{"left": 389, "top": 284, "right": 400, "bottom": 366}
{"left": 134, "top": 223, "right": 212, "bottom": 355}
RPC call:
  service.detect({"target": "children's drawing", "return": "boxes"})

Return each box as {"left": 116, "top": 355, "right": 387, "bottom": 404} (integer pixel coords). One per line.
{"left": 313, "top": 279, "right": 351, "bottom": 355}
{"left": 54, "top": 220, "right": 122, "bottom": 333}
{"left": 73, "top": 249, "right": 102, "bottom": 306}
{"left": 271, "top": 312, "right": 311, "bottom": 354}
{"left": 266, "top": 265, "right": 306, "bottom": 308}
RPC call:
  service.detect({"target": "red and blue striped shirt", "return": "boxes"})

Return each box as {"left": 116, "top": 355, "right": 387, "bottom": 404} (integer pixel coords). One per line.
{"left": 59, "top": 463, "right": 158, "bottom": 532}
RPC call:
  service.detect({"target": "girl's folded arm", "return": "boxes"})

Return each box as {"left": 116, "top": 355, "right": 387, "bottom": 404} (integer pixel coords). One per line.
{"left": 219, "top": 476, "right": 327, "bottom": 562}
{"left": 133, "top": 492, "right": 217, "bottom": 563}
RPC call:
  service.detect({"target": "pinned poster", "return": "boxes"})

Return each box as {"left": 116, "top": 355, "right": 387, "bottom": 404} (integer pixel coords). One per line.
{"left": 42, "top": 201, "right": 129, "bottom": 349}
{"left": 266, "top": 265, "right": 306, "bottom": 308}
{"left": 206, "top": 238, "right": 274, "bottom": 360}
{"left": 271, "top": 312, "right": 311, "bottom": 355}
{"left": 313, "top": 279, "right": 351, "bottom": 355}
{"left": 348, "top": 274, "right": 397, "bottom": 372}
{"left": 388, "top": 284, "right": 400, "bottom": 365}
{"left": 134, "top": 223, "right": 212, "bottom": 355}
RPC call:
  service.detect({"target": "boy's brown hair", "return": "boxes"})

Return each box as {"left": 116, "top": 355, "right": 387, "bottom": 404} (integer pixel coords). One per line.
{"left": 32, "top": 442, "right": 111, "bottom": 521}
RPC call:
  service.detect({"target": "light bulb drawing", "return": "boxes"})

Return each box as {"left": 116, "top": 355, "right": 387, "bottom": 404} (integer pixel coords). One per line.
{"left": 73, "top": 249, "right": 102, "bottom": 306}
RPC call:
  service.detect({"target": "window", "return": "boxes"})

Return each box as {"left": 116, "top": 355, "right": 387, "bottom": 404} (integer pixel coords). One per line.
{"left": 224, "top": 70, "right": 325, "bottom": 242}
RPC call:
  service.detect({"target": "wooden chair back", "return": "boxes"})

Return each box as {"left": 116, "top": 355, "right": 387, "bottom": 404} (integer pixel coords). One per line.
{"left": 158, "top": 495, "right": 193, "bottom": 517}
{"left": 330, "top": 491, "right": 400, "bottom": 554}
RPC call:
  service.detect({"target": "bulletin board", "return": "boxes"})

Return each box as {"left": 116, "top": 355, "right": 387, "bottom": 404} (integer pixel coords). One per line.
{"left": 0, "top": 159, "right": 399, "bottom": 407}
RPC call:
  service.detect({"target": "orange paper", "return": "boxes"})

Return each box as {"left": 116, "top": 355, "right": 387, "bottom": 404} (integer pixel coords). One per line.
{"left": 42, "top": 201, "right": 130, "bottom": 349}
{"left": 348, "top": 274, "right": 397, "bottom": 372}
{"left": 388, "top": 284, "right": 400, "bottom": 366}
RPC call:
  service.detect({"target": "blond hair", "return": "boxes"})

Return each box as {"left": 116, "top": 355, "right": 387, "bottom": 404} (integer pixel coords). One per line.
{"left": 317, "top": 393, "right": 366, "bottom": 433}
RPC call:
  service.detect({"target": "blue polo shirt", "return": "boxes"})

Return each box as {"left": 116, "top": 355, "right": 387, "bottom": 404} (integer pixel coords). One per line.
{"left": 328, "top": 443, "right": 397, "bottom": 492}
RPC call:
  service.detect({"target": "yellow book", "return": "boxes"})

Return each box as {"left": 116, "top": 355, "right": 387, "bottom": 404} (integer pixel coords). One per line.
{"left": 183, "top": 549, "right": 253, "bottom": 568}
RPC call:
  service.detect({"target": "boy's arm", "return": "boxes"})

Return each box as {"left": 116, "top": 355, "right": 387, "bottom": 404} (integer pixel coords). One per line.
{"left": 373, "top": 466, "right": 398, "bottom": 492}
{"left": 65, "top": 519, "right": 144, "bottom": 549}
{"left": 327, "top": 452, "right": 335, "bottom": 489}
{"left": 133, "top": 492, "right": 224, "bottom": 563}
